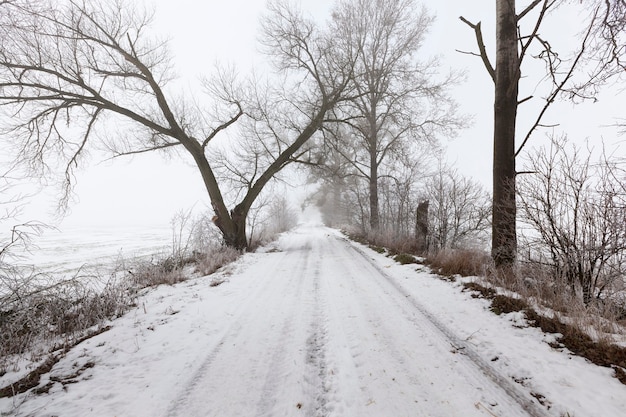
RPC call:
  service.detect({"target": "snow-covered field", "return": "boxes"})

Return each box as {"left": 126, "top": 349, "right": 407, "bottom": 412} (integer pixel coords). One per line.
{"left": 23, "top": 225, "right": 172, "bottom": 276}
{"left": 2, "top": 221, "right": 625, "bottom": 417}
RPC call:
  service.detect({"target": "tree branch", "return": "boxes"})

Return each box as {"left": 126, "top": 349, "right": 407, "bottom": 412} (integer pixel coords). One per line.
{"left": 459, "top": 17, "right": 495, "bottom": 82}
{"left": 201, "top": 102, "right": 244, "bottom": 149}
{"left": 517, "top": 0, "right": 543, "bottom": 21}
{"left": 108, "top": 141, "right": 181, "bottom": 159}
{"left": 516, "top": 10, "right": 595, "bottom": 157}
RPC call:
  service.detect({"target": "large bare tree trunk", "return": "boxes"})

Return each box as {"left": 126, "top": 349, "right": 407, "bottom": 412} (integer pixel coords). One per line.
{"left": 367, "top": 103, "right": 380, "bottom": 232}
{"left": 369, "top": 155, "right": 380, "bottom": 231}
{"left": 415, "top": 200, "right": 429, "bottom": 253}
{"left": 492, "top": 0, "right": 519, "bottom": 268}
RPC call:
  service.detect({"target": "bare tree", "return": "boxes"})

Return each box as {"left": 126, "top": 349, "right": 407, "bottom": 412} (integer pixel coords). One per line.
{"left": 328, "top": 0, "right": 463, "bottom": 232}
{"left": 424, "top": 164, "right": 491, "bottom": 251}
{"left": 376, "top": 155, "right": 427, "bottom": 238}
{"left": 460, "top": 0, "right": 600, "bottom": 268}
{"left": 518, "top": 137, "right": 626, "bottom": 305}
{"left": 575, "top": 0, "right": 626, "bottom": 97}
{"left": 0, "top": 0, "right": 355, "bottom": 250}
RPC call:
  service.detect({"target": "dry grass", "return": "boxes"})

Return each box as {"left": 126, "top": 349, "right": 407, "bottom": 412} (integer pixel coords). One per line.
{"left": 127, "top": 260, "right": 187, "bottom": 289}
{"left": 345, "top": 231, "right": 421, "bottom": 257}
{"left": 427, "top": 249, "right": 491, "bottom": 277}
{"left": 461, "top": 279, "right": 626, "bottom": 385}
{"left": 0, "top": 243, "right": 241, "bottom": 386}
{"left": 368, "top": 245, "right": 386, "bottom": 254}
{"left": 462, "top": 281, "right": 497, "bottom": 298}
{"left": 0, "top": 208, "right": 250, "bottom": 398}
{"left": 393, "top": 253, "right": 419, "bottom": 265}
{"left": 487, "top": 262, "right": 574, "bottom": 312}
{"left": 195, "top": 246, "right": 241, "bottom": 277}
{"left": 0, "top": 273, "right": 130, "bottom": 378}
{"left": 490, "top": 294, "right": 529, "bottom": 315}
{"left": 524, "top": 309, "right": 626, "bottom": 384}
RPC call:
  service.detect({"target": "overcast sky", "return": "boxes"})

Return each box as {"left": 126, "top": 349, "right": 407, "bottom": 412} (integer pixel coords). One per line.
{"left": 18, "top": 0, "right": 625, "bottom": 228}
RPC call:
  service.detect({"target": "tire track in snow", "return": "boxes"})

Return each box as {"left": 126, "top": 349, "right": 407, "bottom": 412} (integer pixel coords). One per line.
{"left": 166, "top": 227, "right": 548, "bottom": 416}
{"left": 163, "top": 273, "right": 270, "bottom": 417}
{"left": 254, "top": 245, "right": 313, "bottom": 417}
{"left": 166, "top": 248, "right": 311, "bottom": 417}
{"left": 164, "top": 331, "right": 235, "bottom": 417}
{"left": 321, "top": 237, "right": 487, "bottom": 416}
{"left": 343, "top": 236, "right": 551, "bottom": 417}
{"left": 303, "top": 262, "right": 331, "bottom": 417}
{"left": 254, "top": 230, "right": 335, "bottom": 417}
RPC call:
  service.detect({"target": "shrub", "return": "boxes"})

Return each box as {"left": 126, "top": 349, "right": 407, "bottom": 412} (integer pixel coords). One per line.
{"left": 518, "top": 138, "right": 626, "bottom": 306}
{"left": 127, "top": 259, "right": 187, "bottom": 288}
{"left": 196, "top": 246, "right": 241, "bottom": 276}
{"left": 0, "top": 272, "right": 131, "bottom": 375}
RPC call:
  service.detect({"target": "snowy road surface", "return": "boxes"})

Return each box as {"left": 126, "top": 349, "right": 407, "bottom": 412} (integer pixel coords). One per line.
{"left": 166, "top": 227, "right": 537, "bottom": 417}
{"left": 2, "top": 223, "right": 625, "bottom": 416}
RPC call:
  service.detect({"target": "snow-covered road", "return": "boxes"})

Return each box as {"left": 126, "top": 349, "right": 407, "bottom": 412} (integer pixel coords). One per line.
{"left": 167, "top": 226, "right": 538, "bottom": 417}
{"left": 2, "top": 223, "right": 625, "bottom": 417}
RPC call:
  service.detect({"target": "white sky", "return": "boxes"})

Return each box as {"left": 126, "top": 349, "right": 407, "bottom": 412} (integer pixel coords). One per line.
{"left": 15, "top": 0, "right": 626, "bottom": 228}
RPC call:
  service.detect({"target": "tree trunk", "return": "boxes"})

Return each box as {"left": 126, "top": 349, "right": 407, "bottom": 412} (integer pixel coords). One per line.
{"left": 369, "top": 161, "right": 380, "bottom": 231}
{"left": 225, "top": 205, "right": 248, "bottom": 251}
{"left": 415, "top": 200, "right": 429, "bottom": 253}
{"left": 492, "top": 0, "right": 519, "bottom": 268}
{"left": 183, "top": 143, "right": 247, "bottom": 250}
{"left": 366, "top": 100, "right": 380, "bottom": 232}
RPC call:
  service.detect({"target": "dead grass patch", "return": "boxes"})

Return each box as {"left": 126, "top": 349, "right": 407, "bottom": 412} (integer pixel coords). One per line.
{"left": 463, "top": 286, "right": 626, "bottom": 386}
{"left": 393, "top": 253, "right": 418, "bottom": 265}
{"left": 462, "top": 282, "right": 497, "bottom": 299}
{"left": 195, "top": 246, "right": 241, "bottom": 276}
{"left": 524, "top": 309, "right": 626, "bottom": 379}
{"left": 427, "top": 249, "right": 491, "bottom": 277}
{"left": 344, "top": 231, "right": 421, "bottom": 258}
{"left": 369, "top": 245, "right": 385, "bottom": 254}
{"left": 491, "top": 295, "right": 528, "bottom": 315}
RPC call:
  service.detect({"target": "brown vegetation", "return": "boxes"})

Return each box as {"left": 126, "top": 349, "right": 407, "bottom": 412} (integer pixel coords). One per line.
{"left": 461, "top": 280, "right": 626, "bottom": 385}
{"left": 393, "top": 253, "right": 419, "bottom": 265}
{"left": 427, "top": 249, "right": 491, "bottom": 277}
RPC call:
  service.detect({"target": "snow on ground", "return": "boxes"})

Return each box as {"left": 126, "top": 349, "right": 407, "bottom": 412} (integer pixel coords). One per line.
{"left": 1, "top": 222, "right": 625, "bottom": 417}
